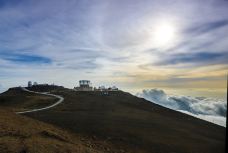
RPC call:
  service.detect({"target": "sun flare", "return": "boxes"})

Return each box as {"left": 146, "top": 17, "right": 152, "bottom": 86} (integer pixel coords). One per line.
{"left": 153, "top": 22, "right": 176, "bottom": 47}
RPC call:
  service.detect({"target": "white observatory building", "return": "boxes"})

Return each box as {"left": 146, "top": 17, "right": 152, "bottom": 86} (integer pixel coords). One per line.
{"left": 28, "top": 81, "right": 32, "bottom": 87}
{"left": 74, "top": 80, "right": 93, "bottom": 91}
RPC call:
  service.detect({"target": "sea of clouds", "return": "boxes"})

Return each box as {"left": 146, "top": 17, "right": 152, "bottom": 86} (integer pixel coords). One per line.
{"left": 136, "top": 89, "right": 227, "bottom": 127}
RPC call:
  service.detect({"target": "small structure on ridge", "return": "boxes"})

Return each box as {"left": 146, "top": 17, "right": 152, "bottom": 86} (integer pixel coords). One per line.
{"left": 74, "top": 80, "right": 93, "bottom": 91}
{"left": 28, "top": 81, "right": 32, "bottom": 87}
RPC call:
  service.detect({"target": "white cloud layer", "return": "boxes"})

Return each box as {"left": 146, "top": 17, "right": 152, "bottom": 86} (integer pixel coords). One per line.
{"left": 137, "top": 89, "right": 227, "bottom": 127}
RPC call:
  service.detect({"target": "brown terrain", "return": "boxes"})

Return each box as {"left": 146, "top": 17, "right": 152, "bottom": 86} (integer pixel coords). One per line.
{"left": 0, "top": 86, "right": 226, "bottom": 153}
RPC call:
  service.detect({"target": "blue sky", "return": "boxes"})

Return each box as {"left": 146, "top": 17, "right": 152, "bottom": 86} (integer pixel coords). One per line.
{"left": 0, "top": 0, "right": 228, "bottom": 95}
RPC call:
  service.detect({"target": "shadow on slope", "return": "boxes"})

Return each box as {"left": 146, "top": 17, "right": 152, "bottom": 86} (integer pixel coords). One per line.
{"left": 0, "top": 108, "right": 106, "bottom": 153}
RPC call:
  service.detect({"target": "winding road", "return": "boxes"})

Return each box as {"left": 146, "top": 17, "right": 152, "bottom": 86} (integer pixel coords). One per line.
{"left": 16, "top": 87, "right": 64, "bottom": 114}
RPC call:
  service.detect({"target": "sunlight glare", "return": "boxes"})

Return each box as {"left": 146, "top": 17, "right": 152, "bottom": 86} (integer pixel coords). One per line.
{"left": 153, "top": 22, "right": 176, "bottom": 47}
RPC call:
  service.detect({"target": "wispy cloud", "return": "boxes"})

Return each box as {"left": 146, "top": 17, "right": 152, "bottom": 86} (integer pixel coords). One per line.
{"left": 185, "top": 20, "right": 228, "bottom": 35}
{"left": 0, "top": 52, "right": 51, "bottom": 64}
{"left": 153, "top": 52, "right": 228, "bottom": 66}
{"left": 0, "top": 0, "right": 227, "bottom": 92}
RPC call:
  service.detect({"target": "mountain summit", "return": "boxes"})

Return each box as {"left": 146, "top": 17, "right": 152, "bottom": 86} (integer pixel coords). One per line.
{"left": 0, "top": 86, "right": 226, "bottom": 153}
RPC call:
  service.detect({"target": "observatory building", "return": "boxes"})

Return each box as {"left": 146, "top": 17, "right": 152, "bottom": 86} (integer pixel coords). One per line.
{"left": 74, "top": 80, "right": 93, "bottom": 91}
{"left": 28, "top": 81, "right": 32, "bottom": 87}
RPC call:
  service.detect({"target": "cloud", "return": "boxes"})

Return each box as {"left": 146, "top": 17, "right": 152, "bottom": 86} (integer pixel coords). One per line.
{"left": 178, "top": 110, "right": 226, "bottom": 128}
{"left": 0, "top": 0, "right": 228, "bottom": 92}
{"left": 185, "top": 20, "right": 228, "bottom": 35}
{"left": 153, "top": 52, "right": 228, "bottom": 66}
{"left": 137, "top": 89, "right": 227, "bottom": 127}
{"left": 0, "top": 83, "right": 7, "bottom": 94}
{"left": 0, "top": 52, "right": 51, "bottom": 64}
{"left": 192, "top": 20, "right": 228, "bottom": 33}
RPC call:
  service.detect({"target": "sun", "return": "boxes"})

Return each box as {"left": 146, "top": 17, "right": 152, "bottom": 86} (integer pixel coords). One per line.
{"left": 153, "top": 22, "right": 176, "bottom": 47}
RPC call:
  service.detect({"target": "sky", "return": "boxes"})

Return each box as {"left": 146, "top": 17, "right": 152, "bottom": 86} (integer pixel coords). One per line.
{"left": 0, "top": 0, "right": 228, "bottom": 98}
